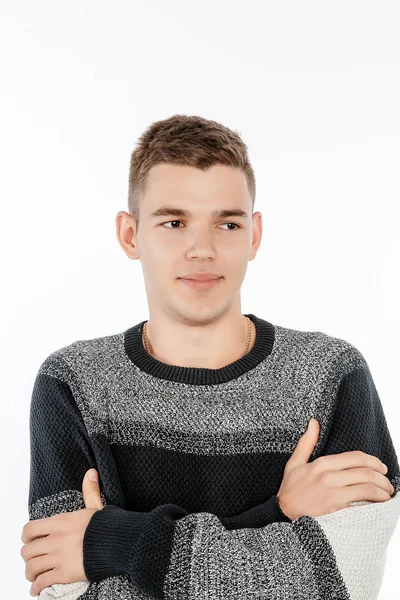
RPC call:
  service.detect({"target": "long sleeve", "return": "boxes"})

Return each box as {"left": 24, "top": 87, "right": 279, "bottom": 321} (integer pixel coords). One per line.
{"left": 28, "top": 357, "right": 101, "bottom": 599}
{"left": 82, "top": 346, "right": 400, "bottom": 599}
{"left": 27, "top": 353, "right": 289, "bottom": 600}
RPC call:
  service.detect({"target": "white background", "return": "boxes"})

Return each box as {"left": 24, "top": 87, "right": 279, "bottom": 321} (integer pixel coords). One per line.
{"left": 1, "top": 1, "right": 399, "bottom": 597}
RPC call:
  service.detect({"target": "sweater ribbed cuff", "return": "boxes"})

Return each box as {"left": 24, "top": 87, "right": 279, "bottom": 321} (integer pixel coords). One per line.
{"left": 83, "top": 504, "right": 145, "bottom": 581}
{"left": 221, "top": 495, "right": 292, "bottom": 529}
{"left": 275, "top": 495, "right": 293, "bottom": 522}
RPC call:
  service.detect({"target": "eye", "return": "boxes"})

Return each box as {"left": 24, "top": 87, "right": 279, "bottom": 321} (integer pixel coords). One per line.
{"left": 160, "top": 221, "right": 241, "bottom": 230}
{"left": 220, "top": 222, "right": 241, "bottom": 230}
{"left": 160, "top": 220, "right": 184, "bottom": 228}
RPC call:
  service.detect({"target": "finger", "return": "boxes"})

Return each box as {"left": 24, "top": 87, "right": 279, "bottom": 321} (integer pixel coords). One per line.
{"left": 29, "top": 567, "right": 58, "bottom": 597}
{"left": 21, "top": 517, "right": 55, "bottom": 544}
{"left": 315, "top": 451, "right": 387, "bottom": 475}
{"left": 26, "top": 553, "right": 56, "bottom": 584}
{"left": 326, "top": 467, "right": 395, "bottom": 495}
{"left": 288, "top": 420, "right": 319, "bottom": 468}
{"left": 82, "top": 469, "right": 104, "bottom": 510}
{"left": 21, "top": 536, "right": 51, "bottom": 563}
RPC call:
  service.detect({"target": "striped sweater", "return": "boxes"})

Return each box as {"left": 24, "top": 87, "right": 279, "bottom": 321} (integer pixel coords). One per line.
{"left": 28, "top": 313, "right": 400, "bottom": 599}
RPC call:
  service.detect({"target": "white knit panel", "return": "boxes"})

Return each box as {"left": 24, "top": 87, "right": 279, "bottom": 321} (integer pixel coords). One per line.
{"left": 314, "top": 491, "right": 400, "bottom": 600}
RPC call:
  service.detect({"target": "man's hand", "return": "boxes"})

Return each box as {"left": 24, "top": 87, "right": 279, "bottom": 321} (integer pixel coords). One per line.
{"left": 21, "top": 469, "right": 104, "bottom": 597}
{"left": 276, "top": 419, "right": 394, "bottom": 521}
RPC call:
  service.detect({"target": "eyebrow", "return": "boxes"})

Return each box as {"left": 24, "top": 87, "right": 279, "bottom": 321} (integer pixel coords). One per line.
{"left": 148, "top": 206, "right": 249, "bottom": 219}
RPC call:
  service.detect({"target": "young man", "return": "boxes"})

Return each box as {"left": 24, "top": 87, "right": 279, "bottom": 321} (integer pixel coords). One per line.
{"left": 23, "top": 114, "right": 400, "bottom": 599}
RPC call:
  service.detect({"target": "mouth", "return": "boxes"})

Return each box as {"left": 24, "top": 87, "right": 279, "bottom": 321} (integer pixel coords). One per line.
{"left": 179, "top": 277, "right": 222, "bottom": 291}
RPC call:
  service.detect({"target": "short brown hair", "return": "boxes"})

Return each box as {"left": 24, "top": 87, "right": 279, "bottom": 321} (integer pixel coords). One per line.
{"left": 128, "top": 114, "right": 256, "bottom": 231}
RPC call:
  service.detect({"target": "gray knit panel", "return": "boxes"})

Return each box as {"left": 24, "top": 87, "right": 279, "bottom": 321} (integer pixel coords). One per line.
{"left": 38, "top": 324, "right": 362, "bottom": 459}
{"left": 164, "top": 514, "right": 318, "bottom": 599}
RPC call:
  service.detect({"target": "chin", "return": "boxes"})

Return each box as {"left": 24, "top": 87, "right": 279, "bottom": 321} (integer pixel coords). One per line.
{"left": 175, "top": 304, "right": 231, "bottom": 326}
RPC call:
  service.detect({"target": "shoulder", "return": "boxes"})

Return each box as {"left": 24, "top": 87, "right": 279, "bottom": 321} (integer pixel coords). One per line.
{"left": 37, "top": 329, "right": 126, "bottom": 383}
{"left": 273, "top": 322, "right": 368, "bottom": 376}
{"left": 34, "top": 330, "right": 126, "bottom": 423}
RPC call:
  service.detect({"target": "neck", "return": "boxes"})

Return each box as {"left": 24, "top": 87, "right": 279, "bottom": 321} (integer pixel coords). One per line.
{"left": 142, "top": 312, "right": 255, "bottom": 370}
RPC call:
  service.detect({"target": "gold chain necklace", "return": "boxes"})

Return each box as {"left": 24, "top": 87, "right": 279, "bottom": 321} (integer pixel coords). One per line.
{"left": 143, "top": 315, "right": 252, "bottom": 359}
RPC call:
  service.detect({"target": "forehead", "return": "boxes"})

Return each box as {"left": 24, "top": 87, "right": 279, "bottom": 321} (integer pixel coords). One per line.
{"left": 144, "top": 163, "right": 250, "bottom": 204}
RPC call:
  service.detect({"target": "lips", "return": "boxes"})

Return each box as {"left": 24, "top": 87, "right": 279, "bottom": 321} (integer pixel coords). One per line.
{"left": 181, "top": 275, "right": 221, "bottom": 281}
{"left": 179, "top": 277, "right": 222, "bottom": 290}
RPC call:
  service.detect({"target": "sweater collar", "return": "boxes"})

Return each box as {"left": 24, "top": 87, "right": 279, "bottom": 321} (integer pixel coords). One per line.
{"left": 124, "top": 313, "right": 275, "bottom": 385}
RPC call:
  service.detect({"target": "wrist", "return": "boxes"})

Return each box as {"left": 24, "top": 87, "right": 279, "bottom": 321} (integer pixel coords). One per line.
{"left": 276, "top": 494, "right": 292, "bottom": 522}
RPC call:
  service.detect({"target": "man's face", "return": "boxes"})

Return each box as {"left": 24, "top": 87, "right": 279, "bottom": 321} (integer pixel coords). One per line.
{"left": 118, "top": 163, "right": 262, "bottom": 323}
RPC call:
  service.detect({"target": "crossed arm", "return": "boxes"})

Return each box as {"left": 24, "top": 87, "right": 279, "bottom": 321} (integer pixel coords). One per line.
{"left": 22, "top": 352, "right": 400, "bottom": 599}
{"left": 23, "top": 466, "right": 400, "bottom": 599}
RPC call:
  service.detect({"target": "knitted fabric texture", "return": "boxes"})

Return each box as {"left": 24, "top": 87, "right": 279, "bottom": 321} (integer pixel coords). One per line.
{"left": 28, "top": 313, "right": 400, "bottom": 599}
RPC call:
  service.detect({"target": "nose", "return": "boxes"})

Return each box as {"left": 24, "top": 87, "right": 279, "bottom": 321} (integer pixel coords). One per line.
{"left": 185, "top": 228, "right": 217, "bottom": 260}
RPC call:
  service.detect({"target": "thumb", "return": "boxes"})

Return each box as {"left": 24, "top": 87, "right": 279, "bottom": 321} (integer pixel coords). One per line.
{"left": 82, "top": 469, "right": 104, "bottom": 510}
{"left": 285, "top": 418, "right": 320, "bottom": 473}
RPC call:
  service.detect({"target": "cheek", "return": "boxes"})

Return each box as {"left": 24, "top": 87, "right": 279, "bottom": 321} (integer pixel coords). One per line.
{"left": 148, "top": 238, "right": 176, "bottom": 258}
{"left": 222, "top": 251, "right": 248, "bottom": 272}
{"left": 142, "top": 247, "right": 177, "bottom": 283}
{"left": 142, "top": 243, "right": 171, "bottom": 266}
